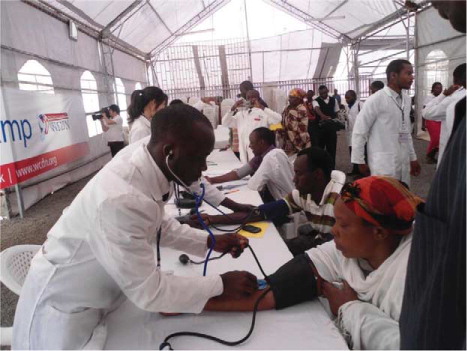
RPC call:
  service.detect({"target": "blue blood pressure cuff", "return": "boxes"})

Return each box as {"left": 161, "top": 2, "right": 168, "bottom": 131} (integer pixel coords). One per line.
{"left": 257, "top": 199, "right": 290, "bottom": 220}
{"left": 266, "top": 253, "right": 318, "bottom": 310}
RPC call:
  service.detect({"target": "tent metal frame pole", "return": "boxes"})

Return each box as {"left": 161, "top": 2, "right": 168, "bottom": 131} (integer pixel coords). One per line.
{"left": 14, "top": 185, "right": 25, "bottom": 219}
{"left": 101, "top": 0, "right": 144, "bottom": 37}
{"left": 149, "top": 0, "right": 231, "bottom": 58}
{"left": 263, "top": 0, "right": 345, "bottom": 40}
{"left": 243, "top": 0, "right": 253, "bottom": 81}
{"left": 352, "top": 41, "right": 361, "bottom": 98}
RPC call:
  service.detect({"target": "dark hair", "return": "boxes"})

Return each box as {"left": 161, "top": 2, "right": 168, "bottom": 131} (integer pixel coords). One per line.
{"left": 318, "top": 85, "right": 328, "bottom": 91}
{"left": 127, "top": 86, "right": 168, "bottom": 124}
{"left": 252, "top": 127, "right": 275, "bottom": 146}
{"left": 345, "top": 90, "right": 357, "bottom": 98}
{"left": 169, "top": 99, "right": 184, "bottom": 106}
{"left": 386, "top": 59, "right": 412, "bottom": 82}
{"left": 431, "top": 82, "right": 442, "bottom": 91}
{"left": 297, "top": 147, "right": 333, "bottom": 180}
{"left": 240, "top": 80, "right": 254, "bottom": 91}
{"left": 370, "top": 80, "right": 385, "bottom": 91}
{"left": 108, "top": 104, "right": 120, "bottom": 114}
{"left": 149, "top": 104, "right": 212, "bottom": 144}
{"left": 453, "top": 63, "right": 466, "bottom": 86}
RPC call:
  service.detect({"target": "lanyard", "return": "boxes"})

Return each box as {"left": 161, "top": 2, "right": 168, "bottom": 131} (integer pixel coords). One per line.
{"left": 386, "top": 89, "right": 406, "bottom": 128}
{"left": 156, "top": 227, "right": 162, "bottom": 269}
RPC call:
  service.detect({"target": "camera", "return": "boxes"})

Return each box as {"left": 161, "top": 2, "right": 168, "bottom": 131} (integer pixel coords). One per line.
{"left": 92, "top": 107, "right": 110, "bottom": 121}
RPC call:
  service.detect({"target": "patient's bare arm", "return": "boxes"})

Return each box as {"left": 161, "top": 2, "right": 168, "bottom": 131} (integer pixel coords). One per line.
{"left": 204, "top": 289, "right": 276, "bottom": 311}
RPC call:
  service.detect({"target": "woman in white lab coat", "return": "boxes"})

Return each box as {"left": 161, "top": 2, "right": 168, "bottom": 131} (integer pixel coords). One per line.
{"left": 351, "top": 60, "right": 420, "bottom": 186}
{"left": 127, "top": 86, "right": 167, "bottom": 143}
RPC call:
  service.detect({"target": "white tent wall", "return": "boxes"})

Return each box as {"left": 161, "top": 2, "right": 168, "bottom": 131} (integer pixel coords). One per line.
{"left": 415, "top": 7, "right": 466, "bottom": 136}
{"left": 1, "top": 1, "right": 147, "bottom": 216}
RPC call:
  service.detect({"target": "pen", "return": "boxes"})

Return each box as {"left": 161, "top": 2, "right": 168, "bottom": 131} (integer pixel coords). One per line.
{"left": 224, "top": 189, "right": 240, "bottom": 195}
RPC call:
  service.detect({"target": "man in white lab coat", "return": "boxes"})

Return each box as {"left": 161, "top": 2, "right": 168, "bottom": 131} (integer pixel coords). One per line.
{"left": 351, "top": 59, "right": 421, "bottom": 186}
{"left": 13, "top": 104, "right": 257, "bottom": 350}
{"left": 222, "top": 89, "right": 281, "bottom": 163}
{"left": 422, "top": 63, "right": 466, "bottom": 165}
{"left": 344, "top": 90, "right": 363, "bottom": 176}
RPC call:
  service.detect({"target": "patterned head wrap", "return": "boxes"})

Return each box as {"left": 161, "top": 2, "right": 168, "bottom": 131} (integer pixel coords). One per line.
{"left": 289, "top": 88, "right": 306, "bottom": 99}
{"left": 340, "top": 176, "right": 424, "bottom": 233}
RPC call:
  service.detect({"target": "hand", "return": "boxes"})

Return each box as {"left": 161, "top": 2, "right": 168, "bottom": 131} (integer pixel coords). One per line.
{"left": 322, "top": 280, "right": 358, "bottom": 316}
{"left": 410, "top": 160, "right": 421, "bottom": 176}
{"left": 208, "top": 233, "right": 249, "bottom": 258}
{"left": 204, "top": 176, "right": 213, "bottom": 184}
{"left": 220, "top": 270, "right": 258, "bottom": 298}
{"left": 358, "top": 164, "right": 371, "bottom": 176}
{"left": 187, "top": 213, "right": 210, "bottom": 228}
{"left": 231, "top": 99, "right": 244, "bottom": 111}
{"left": 444, "top": 84, "right": 460, "bottom": 96}
{"left": 253, "top": 99, "right": 265, "bottom": 110}
{"left": 321, "top": 115, "right": 331, "bottom": 121}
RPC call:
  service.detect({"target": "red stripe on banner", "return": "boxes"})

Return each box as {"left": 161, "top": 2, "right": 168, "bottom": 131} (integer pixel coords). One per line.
{"left": 0, "top": 142, "right": 89, "bottom": 189}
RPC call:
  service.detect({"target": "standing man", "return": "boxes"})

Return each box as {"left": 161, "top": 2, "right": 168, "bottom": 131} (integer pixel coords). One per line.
{"left": 344, "top": 90, "right": 363, "bottom": 176}
{"left": 222, "top": 88, "right": 281, "bottom": 163}
{"left": 400, "top": 1, "right": 466, "bottom": 349}
{"left": 369, "top": 81, "right": 385, "bottom": 95}
{"left": 13, "top": 105, "right": 257, "bottom": 349}
{"left": 312, "top": 85, "right": 340, "bottom": 167}
{"left": 332, "top": 88, "right": 342, "bottom": 106}
{"left": 100, "top": 104, "right": 125, "bottom": 157}
{"left": 423, "top": 82, "right": 443, "bottom": 163}
{"left": 351, "top": 59, "right": 421, "bottom": 186}
{"left": 422, "top": 64, "right": 466, "bottom": 165}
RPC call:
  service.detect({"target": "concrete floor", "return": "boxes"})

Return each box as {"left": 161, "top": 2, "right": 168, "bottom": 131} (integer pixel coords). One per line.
{"left": 0, "top": 132, "right": 436, "bottom": 330}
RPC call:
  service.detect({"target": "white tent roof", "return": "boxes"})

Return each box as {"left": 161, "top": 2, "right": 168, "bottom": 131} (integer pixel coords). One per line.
{"left": 37, "top": 0, "right": 425, "bottom": 57}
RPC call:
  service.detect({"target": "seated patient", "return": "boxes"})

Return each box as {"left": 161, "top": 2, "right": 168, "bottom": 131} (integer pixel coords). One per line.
{"left": 204, "top": 176, "right": 423, "bottom": 350}
{"left": 197, "top": 147, "right": 345, "bottom": 256}
{"left": 206, "top": 127, "right": 294, "bottom": 202}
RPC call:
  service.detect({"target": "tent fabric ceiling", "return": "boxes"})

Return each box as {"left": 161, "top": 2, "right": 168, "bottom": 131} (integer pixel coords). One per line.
{"left": 39, "top": 0, "right": 414, "bottom": 55}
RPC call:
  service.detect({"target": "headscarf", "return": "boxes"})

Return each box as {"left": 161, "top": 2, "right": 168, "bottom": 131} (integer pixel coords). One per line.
{"left": 289, "top": 88, "right": 306, "bottom": 100}
{"left": 340, "top": 176, "right": 423, "bottom": 233}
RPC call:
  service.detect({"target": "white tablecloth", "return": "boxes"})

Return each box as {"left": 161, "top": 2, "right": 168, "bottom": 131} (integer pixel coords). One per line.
{"left": 103, "top": 150, "right": 348, "bottom": 350}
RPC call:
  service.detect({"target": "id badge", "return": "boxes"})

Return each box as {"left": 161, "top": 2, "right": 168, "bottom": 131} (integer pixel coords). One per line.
{"left": 399, "top": 133, "right": 409, "bottom": 144}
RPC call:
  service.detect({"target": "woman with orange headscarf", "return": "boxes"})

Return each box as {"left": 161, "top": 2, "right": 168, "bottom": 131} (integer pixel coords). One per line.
{"left": 278, "top": 88, "right": 311, "bottom": 159}
{"left": 204, "top": 176, "right": 423, "bottom": 350}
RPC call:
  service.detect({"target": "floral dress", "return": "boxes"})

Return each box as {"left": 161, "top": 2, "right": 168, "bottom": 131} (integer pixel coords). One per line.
{"left": 279, "top": 103, "right": 311, "bottom": 156}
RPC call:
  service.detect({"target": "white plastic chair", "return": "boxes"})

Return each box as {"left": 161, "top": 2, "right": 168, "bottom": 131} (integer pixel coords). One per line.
{"left": 0, "top": 244, "right": 40, "bottom": 295}
{"left": 0, "top": 245, "right": 40, "bottom": 346}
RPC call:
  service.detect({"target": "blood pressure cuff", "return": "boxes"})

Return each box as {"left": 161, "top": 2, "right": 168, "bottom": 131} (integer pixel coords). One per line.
{"left": 267, "top": 253, "right": 318, "bottom": 310}
{"left": 258, "top": 199, "right": 290, "bottom": 220}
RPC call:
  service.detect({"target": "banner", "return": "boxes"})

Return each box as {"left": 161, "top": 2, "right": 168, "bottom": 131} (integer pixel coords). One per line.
{"left": 1, "top": 88, "right": 90, "bottom": 189}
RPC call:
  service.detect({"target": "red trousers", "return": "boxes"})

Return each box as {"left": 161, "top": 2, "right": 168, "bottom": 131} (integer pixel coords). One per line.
{"left": 425, "top": 120, "right": 441, "bottom": 154}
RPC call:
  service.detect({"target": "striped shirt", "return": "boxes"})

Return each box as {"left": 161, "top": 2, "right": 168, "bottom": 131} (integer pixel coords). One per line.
{"left": 284, "top": 170, "right": 346, "bottom": 235}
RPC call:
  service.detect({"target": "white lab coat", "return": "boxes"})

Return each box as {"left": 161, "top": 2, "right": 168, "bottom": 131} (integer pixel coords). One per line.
{"left": 248, "top": 148, "right": 294, "bottom": 200}
{"left": 422, "top": 87, "right": 465, "bottom": 165}
{"left": 351, "top": 87, "right": 417, "bottom": 186}
{"left": 222, "top": 107, "right": 281, "bottom": 163}
{"left": 13, "top": 144, "right": 223, "bottom": 350}
{"left": 345, "top": 101, "right": 362, "bottom": 147}
{"left": 103, "top": 115, "right": 124, "bottom": 142}
{"left": 128, "top": 129, "right": 226, "bottom": 206}
{"left": 128, "top": 115, "right": 151, "bottom": 144}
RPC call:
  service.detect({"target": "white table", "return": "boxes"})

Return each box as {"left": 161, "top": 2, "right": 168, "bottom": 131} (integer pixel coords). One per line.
{"left": 103, "top": 150, "right": 348, "bottom": 350}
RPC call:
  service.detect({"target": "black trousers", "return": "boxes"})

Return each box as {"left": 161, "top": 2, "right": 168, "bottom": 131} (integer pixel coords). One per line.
{"left": 108, "top": 141, "right": 125, "bottom": 157}
{"left": 317, "top": 125, "right": 337, "bottom": 168}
